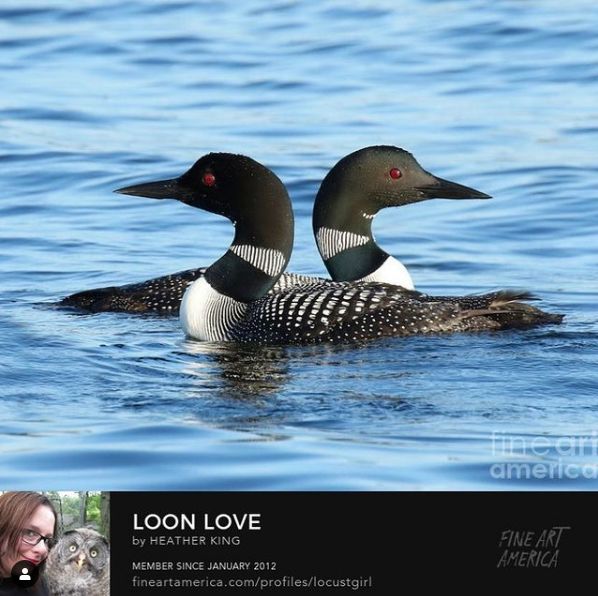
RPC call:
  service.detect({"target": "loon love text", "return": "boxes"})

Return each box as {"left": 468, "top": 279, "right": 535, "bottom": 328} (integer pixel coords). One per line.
{"left": 133, "top": 512, "right": 262, "bottom": 531}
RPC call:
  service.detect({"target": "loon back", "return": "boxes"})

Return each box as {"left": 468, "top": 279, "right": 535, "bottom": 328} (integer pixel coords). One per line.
{"left": 59, "top": 269, "right": 321, "bottom": 314}
{"left": 228, "top": 286, "right": 563, "bottom": 345}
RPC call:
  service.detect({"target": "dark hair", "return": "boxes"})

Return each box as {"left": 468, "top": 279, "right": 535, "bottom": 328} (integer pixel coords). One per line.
{"left": 0, "top": 492, "right": 58, "bottom": 577}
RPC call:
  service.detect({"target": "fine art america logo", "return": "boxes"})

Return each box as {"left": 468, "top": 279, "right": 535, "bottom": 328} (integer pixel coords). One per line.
{"left": 496, "top": 527, "right": 571, "bottom": 568}
{"left": 490, "top": 432, "right": 598, "bottom": 480}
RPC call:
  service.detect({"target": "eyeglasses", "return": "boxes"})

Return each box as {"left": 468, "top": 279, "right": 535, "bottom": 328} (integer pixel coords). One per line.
{"left": 21, "top": 529, "right": 57, "bottom": 549}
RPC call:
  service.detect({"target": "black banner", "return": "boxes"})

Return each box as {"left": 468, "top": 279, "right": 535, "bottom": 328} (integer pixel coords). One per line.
{"left": 110, "top": 492, "right": 593, "bottom": 594}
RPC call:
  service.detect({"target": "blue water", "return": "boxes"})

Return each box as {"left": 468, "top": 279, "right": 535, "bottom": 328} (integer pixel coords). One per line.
{"left": 1, "top": 0, "right": 597, "bottom": 490}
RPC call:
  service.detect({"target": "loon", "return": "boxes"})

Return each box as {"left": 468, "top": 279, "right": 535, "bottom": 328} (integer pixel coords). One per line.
{"left": 312, "top": 145, "right": 491, "bottom": 288}
{"left": 59, "top": 146, "right": 488, "bottom": 313}
{"left": 107, "top": 152, "right": 562, "bottom": 344}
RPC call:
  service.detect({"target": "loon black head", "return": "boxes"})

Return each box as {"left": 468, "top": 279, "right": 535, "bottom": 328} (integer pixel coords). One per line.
{"left": 313, "top": 145, "right": 490, "bottom": 230}
{"left": 116, "top": 153, "right": 294, "bottom": 303}
{"left": 116, "top": 153, "right": 292, "bottom": 235}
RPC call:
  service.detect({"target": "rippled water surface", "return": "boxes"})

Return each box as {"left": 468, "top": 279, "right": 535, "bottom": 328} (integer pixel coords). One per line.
{"left": 1, "top": 0, "right": 597, "bottom": 489}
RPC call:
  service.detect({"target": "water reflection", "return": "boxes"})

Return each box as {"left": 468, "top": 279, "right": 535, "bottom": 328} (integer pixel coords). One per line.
{"left": 181, "top": 340, "right": 293, "bottom": 399}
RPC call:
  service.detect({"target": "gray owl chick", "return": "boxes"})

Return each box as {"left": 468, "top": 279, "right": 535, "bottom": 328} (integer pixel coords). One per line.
{"left": 45, "top": 528, "right": 109, "bottom": 596}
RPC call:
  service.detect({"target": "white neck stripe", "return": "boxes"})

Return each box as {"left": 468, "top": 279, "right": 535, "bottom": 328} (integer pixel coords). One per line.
{"left": 229, "top": 245, "right": 285, "bottom": 277}
{"left": 316, "top": 227, "right": 369, "bottom": 261}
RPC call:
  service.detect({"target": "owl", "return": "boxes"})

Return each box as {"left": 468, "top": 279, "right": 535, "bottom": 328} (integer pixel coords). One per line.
{"left": 45, "top": 528, "right": 109, "bottom": 596}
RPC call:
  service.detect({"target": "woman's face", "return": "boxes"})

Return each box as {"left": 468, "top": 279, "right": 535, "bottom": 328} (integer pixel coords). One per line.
{"left": 1, "top": 504, "right": 55, "bottom": 576}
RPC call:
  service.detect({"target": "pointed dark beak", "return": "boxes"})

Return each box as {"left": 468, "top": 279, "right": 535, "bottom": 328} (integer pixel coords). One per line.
{"left": 115, "top": 177, "right": 191, "bottom": 201}
{"left": 416, "top": 176, "right": 491, "bottom": 200}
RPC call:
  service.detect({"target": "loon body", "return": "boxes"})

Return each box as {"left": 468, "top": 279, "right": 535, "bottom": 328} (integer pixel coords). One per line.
{"left": 59, "top": 146, "right": 489, "bottom": 314}
{"left": 109, "top": 152, "right": 562, "bottom": 345}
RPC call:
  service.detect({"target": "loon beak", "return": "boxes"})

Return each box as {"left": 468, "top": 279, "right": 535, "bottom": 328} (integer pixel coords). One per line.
{"left": 115, "top": 177, "right": 192, "bottom": 202}
{"left": 416, "top": 176, "right": 491, "bottom": 200}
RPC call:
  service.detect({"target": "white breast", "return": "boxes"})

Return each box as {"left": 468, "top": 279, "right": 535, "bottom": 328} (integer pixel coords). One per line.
{"left": 358, "top": 256, "right": 415, "bottom": 290}
{"left": 180, "top": 277, "right": 247, "bottom": 341}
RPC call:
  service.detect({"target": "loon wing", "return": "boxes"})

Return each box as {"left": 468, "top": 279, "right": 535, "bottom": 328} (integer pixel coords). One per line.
{"left": 58, "top": 268, "right": 207, "bottom": 314}
{"left": 58, "top": 270, "right": 329, "bottom": 315}
{"left": 235, "top": 283, "right": 562, "bottom": 344}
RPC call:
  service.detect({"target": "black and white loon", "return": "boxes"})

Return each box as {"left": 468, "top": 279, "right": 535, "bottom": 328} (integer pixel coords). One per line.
{"left": 59, "top": 146, "right": 489, "bottom": 313}
{"left": 101, "top": 152, "right": 561, "bottom": 344}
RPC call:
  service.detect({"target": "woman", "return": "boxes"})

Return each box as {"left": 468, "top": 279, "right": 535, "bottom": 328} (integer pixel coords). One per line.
{"left": 0, "top": 492, "right": 57, "bottom": 595}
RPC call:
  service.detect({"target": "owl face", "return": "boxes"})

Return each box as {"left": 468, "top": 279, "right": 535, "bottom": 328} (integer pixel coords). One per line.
{"left": 59, "top": 529, "right": 109, "bottom": 573}
{"left": 46, "top": 528, "right": 109, "bottom": 596}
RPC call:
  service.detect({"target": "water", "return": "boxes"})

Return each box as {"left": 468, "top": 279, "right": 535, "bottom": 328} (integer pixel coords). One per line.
{"left": 1, "top": 0, "right": 597, "bottom": 490}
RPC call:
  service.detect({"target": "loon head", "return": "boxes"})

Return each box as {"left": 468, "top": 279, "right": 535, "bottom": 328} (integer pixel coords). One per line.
{"left": 313, "top": 145, "right": 490, "bottom": 228}
{"left": 116, "top": 153, "right": 294, "bottom": 303}
{"left": 116, "top": 153, "right": 292, "bottom": 235}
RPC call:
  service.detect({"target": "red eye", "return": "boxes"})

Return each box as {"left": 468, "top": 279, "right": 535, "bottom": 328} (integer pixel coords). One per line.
{"left": 389, "top": 168, "right": 402, "bottom": 179}
{"left": 202, "top": 172, "right": 216, "bottom": 187}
